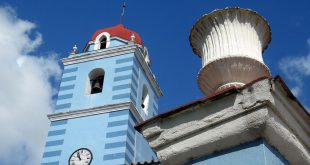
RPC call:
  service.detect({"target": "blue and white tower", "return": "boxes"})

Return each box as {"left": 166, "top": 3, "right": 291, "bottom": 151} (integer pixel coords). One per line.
{"left": 41, "top": 24, "right": 163, "bottom": 165}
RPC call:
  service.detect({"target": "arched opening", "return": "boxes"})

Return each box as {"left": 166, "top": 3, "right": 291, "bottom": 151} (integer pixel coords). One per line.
{"left": 94, "top": 32, "right": 110, "bottom": 50}
{"left": 88, "top": 68, "right": 105, "bottom": 94}
{"left": 100, "top": 37, "right": 107, "bottom": 49}
{"left": 141, "top": 85, "right": 150, "bottom": 114}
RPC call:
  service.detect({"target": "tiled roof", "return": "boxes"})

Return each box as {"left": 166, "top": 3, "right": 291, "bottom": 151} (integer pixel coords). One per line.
{"left": 91, "top": 24, "right": 143, "bottom": 45}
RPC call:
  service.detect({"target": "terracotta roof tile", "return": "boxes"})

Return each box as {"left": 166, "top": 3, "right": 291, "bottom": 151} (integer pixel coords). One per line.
{"left": 91, "top": 24, "right": 143, "bottom": 45}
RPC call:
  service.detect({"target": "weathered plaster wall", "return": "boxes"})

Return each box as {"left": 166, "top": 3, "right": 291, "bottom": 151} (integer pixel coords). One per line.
{"left": 139, "top": 78, "right": 310, "bottom": 165}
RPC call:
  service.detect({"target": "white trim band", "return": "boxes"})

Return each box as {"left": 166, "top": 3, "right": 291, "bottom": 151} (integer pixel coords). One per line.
{"left": 48, "top": 102, "right": 143, "bottom": 123}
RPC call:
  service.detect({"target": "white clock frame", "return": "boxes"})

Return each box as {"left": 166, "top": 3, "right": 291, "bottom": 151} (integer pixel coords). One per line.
{"left": 68, "top": 148, "right": 93, "bottom": 165}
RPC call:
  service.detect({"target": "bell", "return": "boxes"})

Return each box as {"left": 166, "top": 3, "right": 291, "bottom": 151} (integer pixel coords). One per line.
{"left": 91, "top": 80, "right": 102, "bottom": 94}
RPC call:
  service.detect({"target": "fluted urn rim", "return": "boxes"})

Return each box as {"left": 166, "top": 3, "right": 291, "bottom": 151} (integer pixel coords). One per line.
{"left": 197, "top": 56, "right": 271, "bottom": 95}
{"left": 189, "top": 7, "right": 272, "bottom": 57}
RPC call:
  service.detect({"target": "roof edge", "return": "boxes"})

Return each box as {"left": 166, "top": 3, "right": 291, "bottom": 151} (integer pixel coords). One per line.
{"left": 274, "top": 75, "right": 310, "bottom": 118}
{"left": 136, "top": 76, "right": 272, "bottom": 132}
{"left": 136, "top": 75, "right": 310, "bottom": 132}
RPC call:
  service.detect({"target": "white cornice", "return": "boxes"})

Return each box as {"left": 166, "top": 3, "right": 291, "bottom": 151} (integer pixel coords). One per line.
{"left": 62, "top": 44, "right": 136, "bottom": 65}
{"left": 48, "top": 102, "right": 143, "bottom": 123}
{"left": 61, "top": 44, "right": 163, "bottom": 96}
{"left": 140, "top": 79, "right": 310, "bottom": 165}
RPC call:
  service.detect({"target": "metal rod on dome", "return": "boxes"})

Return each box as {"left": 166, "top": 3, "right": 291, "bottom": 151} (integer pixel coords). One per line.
{"left": 120, "top": 2, "right": 126, "bottom": 24}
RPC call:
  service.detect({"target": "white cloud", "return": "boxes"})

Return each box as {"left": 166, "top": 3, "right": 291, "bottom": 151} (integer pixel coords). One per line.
{"left": 279, "top": 39, "right": 310, "bottom": 97}
{"left": 0, "top": 6, "right": 61, "bottom": 165}
{"left": 291, "top": 86, "right": 302, "bottom": 97}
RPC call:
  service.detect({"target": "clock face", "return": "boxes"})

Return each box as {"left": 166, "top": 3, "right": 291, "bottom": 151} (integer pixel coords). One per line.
{"left": 69, "top": 148, "right": 92, "bottom": 165}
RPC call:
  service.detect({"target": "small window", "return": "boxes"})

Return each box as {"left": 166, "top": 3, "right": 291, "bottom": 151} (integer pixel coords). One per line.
{"left": 100, "top": 37, "right": 107, "bottom": 49}
{"left": 141, "top": 85, "right": 150, "bottom": 114}
{"left": 94, "top": 32, "right": 110, "bottom": 50}
{"left": 88, "top": 68, "right": 105, "bottom": 94}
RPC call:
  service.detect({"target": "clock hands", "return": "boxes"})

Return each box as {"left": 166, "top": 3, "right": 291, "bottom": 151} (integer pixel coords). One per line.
{"left": 77, "top": 152, "right": 81, "bottom": 161}
{"left": 70, "top": 148, "right": 92, "bottom": 165}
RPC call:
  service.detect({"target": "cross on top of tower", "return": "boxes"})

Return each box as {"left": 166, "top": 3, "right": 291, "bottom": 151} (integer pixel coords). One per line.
{"left": 120, "top": 2, "right": 126, "bottom": 24}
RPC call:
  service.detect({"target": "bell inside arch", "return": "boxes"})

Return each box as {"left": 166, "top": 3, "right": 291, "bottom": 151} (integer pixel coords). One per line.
{"left": 91, "top": 76, "right": 104, "bottom": 94}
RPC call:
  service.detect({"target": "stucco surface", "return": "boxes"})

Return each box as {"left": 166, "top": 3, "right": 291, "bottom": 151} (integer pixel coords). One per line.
{"left": 139, "top": 78, "right": 310, "bottom": 165}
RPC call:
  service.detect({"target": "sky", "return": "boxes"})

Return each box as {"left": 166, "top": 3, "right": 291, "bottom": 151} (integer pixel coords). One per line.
{"left": 0, "top": 0, "right": 309, "bottom": 165}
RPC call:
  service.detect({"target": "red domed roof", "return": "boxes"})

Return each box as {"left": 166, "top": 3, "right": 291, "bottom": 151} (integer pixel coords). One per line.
{"left": 91, "top": 24, "right": 143, "bottom": 45}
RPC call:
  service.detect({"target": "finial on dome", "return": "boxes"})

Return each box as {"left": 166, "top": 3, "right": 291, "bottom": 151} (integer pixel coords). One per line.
{"left": 130, "top": 33, "right": 136, "bottom": 43}
{"left": 70, "top": 45, "right": 78, "bottom": 55}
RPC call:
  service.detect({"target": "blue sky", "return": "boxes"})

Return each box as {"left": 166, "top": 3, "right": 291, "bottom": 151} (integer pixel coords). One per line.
{"left": 5, "top": 0, "right": 310, "bottom": 110}
{"left": 0, "top": 0, "right": 310, "bottom": 164}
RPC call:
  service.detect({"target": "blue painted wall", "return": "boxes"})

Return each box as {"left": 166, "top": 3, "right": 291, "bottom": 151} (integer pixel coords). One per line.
{"left": 185, "top": 139, "right": 289, "bottom": 165}
{"left": 42, "top": 110, "right": 156, "bottom": 165}
{"left": 42, "top": 37, "right": 160, "bottom": 164}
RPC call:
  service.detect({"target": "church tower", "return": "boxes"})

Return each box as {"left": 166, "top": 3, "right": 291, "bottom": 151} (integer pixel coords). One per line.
{"left": 41, "top": 24, "right": 163, "bottom": 165}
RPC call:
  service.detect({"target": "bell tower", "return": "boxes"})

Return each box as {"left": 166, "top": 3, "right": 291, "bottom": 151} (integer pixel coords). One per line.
{"left": 41, "top": 24, "right": 162, "bottom": 165}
